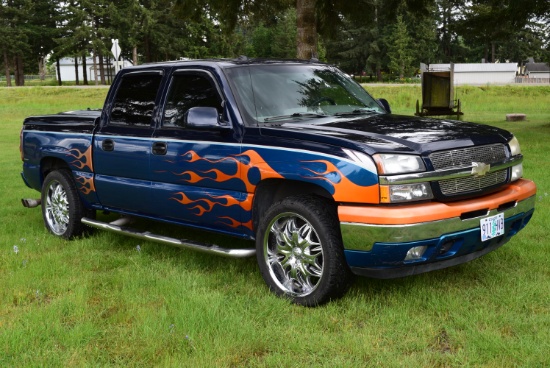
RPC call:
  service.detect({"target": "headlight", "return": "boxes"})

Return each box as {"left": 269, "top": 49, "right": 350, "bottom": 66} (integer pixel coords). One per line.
{"left": 511, "top": 164, "right": 523, "bottom": 181}
{"left": 508, "top": 136, "right": 521, "bottom": 156}
{"left": 380, "top": 183, "right": 434, "bottom": 203}
{"left": 373, "top": 154, "right": 425, "bottom": 174}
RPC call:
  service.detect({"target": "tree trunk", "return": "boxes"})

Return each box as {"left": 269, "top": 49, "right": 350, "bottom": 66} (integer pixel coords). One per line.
{"left": 18, "top": 56, "right": 25, "bottom": 86}
{"left": 93, "top": 51, "right": 98, "bottom": 85}
{"left": 3, "top": 52, "right": 11, "bottom": 87}
{"left": 133, "top": 46, "right": 138, "bottom": 65}
{"left": 145, "top": 36, "right": 151, "bottom": 63}
{"left": 296, "top": 0, "right": 317, "bottom": 60}
{"left": 13, "top": 57, "right": 18, "bottom": 86}
{"left": 376, "top": 64, "right": 382, "bottom": 82}
{"left": 82, "top": 55, "right": 88, "bottom": 85}
{"left": 15, "top": 55, "right": 24, "bottom": 86}
{"left": 74, "top": 56, "right": 80, "bottom": 85}
{"left": 39, "top": 56, "right": 45, "bottom": 81}
{"left": 56, "top": 57, "right": 62, "bottom": 86}
{"left": 99, "top": 53, "right": 106, "bottom": 84}
{"left": 106, "top": 56, "right": 111, "bottom": 84}
{"left": 491, "top": 41, "right": 495, "bottom": 63}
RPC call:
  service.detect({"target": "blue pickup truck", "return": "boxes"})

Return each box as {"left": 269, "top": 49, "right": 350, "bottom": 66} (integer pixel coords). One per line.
{"left": 20, "top": 59, "right": 536, "bottom": 306}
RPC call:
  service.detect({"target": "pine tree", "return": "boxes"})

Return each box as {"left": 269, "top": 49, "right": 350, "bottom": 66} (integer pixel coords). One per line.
{"left": 386, "top": 15, "right": 413, "bottom": 79}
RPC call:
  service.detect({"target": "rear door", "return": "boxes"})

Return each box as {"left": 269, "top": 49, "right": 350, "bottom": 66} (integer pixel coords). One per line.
{"left": 93, "top": 70, "right": 164, "bottom": 214}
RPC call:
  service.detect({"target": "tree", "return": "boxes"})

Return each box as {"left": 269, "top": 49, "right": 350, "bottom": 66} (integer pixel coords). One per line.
{"left": 435, "top": 0, "right": 465, "bottom": 62}
{"left": 325, "top": 16, "right": 378, "bottom": 75}
{"left": 386, "top": 15, "right": 414, "bottom": 79}
{"left": 455, "top": 0, "right": 550, "bottom": 63}
{"left": 498, "top": 21, "right": 550, "bottom": 64}
{"left": 174, "top": 0, "right": 381, "bottom": 59}
{"left": 272, "top": 8, "right": 298, "bottom": 58}
{"left": 0, "top": 0, "right": 31, "bottom": 86}
{"left": 296, "top": 0, "right": 316, "bottom": 59}
{"left": 405, "top": 0, "right": 438, "bottom": 67}
{"left": 237, "top": 8, "right": 297, "bottom": 58}
{"left": 26, "top": 0, "right": 60, "bottom": 81}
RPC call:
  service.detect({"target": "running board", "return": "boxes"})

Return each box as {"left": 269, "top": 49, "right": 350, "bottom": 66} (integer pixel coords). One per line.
{"left": 81, "top": 217, "right": 256, "bottom": 258}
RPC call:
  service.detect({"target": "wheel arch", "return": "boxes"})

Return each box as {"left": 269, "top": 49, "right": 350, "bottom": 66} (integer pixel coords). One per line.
{"left": 40, "top": 157, "right": 72, "bottom": 186}
{"left": 251, "top": 179, "right": 337, "bottom": 234}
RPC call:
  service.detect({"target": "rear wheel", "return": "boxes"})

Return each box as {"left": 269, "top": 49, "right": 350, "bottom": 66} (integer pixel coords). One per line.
{"left": 256, "top": 195, "right": 352, "bottom": 306}
{"left": 41, "top": 170, "right": 93, "bottom": 239}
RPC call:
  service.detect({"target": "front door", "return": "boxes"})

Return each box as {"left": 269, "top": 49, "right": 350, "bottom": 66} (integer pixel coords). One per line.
{"left": 149, "top": 69, "right": 249, "bottom": 235}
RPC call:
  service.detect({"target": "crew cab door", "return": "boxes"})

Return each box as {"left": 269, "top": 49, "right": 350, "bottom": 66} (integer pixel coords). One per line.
{"left": 149, "top": 69, "right": 248, "bottom": 235}
{"left": 93, "top": 70, "right": 164, "bottom": 213}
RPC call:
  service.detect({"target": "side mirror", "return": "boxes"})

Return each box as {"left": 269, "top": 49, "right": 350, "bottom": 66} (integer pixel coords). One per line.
{"left": 185, "top": 107, "right": 229, "bottom": 129}
{"left": 377, "top": 98, "right": 392, "bottom": 114}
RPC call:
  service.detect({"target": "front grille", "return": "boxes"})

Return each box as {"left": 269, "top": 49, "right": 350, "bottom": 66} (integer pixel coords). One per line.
{"left": 429, "top": 144, "right": 509, "bottom": 198}
{"left": 430, "top": 144, "right": 507, "bottom": 170}
{"left": 439, "top": 170, "right": 508, "bottom": 195}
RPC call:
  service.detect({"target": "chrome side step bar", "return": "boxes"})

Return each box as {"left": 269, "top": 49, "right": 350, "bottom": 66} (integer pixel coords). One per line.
{"left": 81, "top": 217, "right": 256, "bottom": 258}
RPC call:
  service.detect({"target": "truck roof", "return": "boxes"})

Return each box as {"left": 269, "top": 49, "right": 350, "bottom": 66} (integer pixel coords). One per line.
{"left": 125, "top": 57, "right": 326, "bottom": 71}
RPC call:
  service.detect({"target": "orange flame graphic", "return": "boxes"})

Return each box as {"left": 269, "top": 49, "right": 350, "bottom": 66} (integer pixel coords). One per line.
{"left": 175, "top": 150, "right": 283, "bottom": 193}
{"left": 302, "top": 160, "right": 379, "bottom": 203}
{"left": 68, "top": 146, "right": 94, "bottom": 172}
{"left": 171, "top": 192, "right": 253, "bottom": 217}
{"left": 75, "top": 175, "right": 96, "bottom": 195}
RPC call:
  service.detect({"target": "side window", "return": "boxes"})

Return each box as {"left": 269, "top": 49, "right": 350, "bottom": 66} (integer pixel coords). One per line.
{"left": 163, "top": 73, "right": 223, "bottom": 128}
{"left": 110, "top": 73, "right": 162, "bottom": 127}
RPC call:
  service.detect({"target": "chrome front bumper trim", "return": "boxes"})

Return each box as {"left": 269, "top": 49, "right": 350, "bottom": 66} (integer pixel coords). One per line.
{"left": 340, "top": 194, "right": 536, "bottom": 251}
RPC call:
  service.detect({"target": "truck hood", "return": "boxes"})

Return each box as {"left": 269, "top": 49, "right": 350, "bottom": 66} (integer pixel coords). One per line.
{"left": 261, "top": 113, "right": 513, "bottom": 154}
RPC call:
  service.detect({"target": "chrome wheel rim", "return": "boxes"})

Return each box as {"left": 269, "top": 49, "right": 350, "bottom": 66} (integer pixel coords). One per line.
{"left": 44, "top": 180, "right": 69, "bottom": 235}
{"left": 263, "top": 212, "right": 324, "bottom": 297}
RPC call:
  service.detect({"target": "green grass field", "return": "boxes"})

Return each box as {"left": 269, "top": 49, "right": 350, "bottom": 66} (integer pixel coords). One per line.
{"left": 1, "top": 86, "right": 549, "bottom": 366}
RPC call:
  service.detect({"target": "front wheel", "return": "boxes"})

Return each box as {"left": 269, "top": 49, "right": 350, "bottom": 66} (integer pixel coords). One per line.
{"left": 41, "top": 170, "right": 93, "bottom": 239}
{"left": 256, "top": 195, "right": 352, "bottom": 306}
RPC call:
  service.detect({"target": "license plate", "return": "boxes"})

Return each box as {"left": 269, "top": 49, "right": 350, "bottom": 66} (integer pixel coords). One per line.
{"left": 480, "top": 213, "right": 505, "bottom": 242}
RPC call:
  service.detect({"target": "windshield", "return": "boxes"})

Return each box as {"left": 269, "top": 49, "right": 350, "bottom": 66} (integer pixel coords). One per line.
{"left": 225, "top": 64, "right": 386, "bottom": 125}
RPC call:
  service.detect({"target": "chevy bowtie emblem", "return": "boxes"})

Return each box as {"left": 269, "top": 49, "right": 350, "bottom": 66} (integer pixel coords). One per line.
{"left": 471, "top": 162, "right": 491, "bottom": 177}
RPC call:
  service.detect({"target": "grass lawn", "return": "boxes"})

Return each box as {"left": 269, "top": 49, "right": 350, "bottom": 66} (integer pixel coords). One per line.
{"left": 1, "top": 85, "right": 549, "bottom": 366}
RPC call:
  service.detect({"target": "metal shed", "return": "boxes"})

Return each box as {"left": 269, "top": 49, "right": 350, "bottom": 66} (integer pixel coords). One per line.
{"left": 428, "top": 63, "right": 518, "bottom": 85}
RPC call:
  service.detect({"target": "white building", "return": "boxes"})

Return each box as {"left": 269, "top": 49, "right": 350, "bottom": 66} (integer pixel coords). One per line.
{"left": 56, "top": 57, "right": 133, "bottom": 82}
{"left": 524, "top": 62, "right": 550, "bottom": 79}
{"left": 424, "top": 63, "right": 518, "bottom": 85}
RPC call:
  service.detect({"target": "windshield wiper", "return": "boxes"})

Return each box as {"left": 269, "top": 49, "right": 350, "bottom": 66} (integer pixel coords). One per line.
{"left": 334, "top": 108, "right": 379, "bottom": 117}
{"left": 264, "top": 112, "right": 328, "bottom": 122}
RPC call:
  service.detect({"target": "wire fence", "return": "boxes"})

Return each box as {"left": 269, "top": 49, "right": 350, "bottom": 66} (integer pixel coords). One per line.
{"left": 0, "top": 75, "right": 56, "bottom": 82}
{"left": 515, "top": 77, "right": 550, "bottom": 84}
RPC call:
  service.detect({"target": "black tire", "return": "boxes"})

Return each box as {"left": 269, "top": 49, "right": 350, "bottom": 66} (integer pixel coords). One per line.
{"left": 41, "top": 170, "right": 94, "bottom": 239}
{"left": 256, "top": 195, "right": 353, "bottom": 306}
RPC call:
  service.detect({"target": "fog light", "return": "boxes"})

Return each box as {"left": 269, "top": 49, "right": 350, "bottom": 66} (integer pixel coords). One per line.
{"left": 404, "top": 245, "right": 427, "bottom": 261}
{"left": 511, "top": 164, "right": 523, "bottom": 182}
